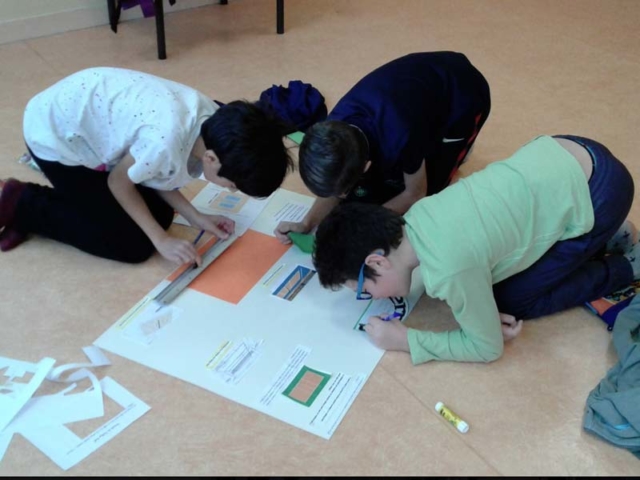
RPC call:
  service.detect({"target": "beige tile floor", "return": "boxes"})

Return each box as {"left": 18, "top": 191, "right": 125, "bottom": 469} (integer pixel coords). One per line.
{"left": 1, "top": 0, "right": 639, "bottom": 475}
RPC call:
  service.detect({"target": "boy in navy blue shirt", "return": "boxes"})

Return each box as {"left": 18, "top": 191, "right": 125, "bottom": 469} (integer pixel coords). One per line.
{"left": 275, "top": 51, "right": 490, "bottom": 243}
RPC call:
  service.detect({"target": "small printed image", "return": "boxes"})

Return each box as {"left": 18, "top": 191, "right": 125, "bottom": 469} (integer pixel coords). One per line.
{"left": 209, "top": 191, "right": 248, "bottom": 214}
{"left": 273, "top": 265, "right": 316, "bottom": 301}
{"left": 282, "top": 366, "right": 331, "bottom": 407}
{"left": 121, "top": 304, "right": 181, "bottom": 346}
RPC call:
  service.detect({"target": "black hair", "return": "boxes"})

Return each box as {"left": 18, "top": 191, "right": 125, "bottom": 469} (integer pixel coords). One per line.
{"left": 298, "top": 120, "right": 368, "bottom": 197}
{"left": 201, "top": 100, "right": 294, "bottom": 198}
{"left": 312, "top": 202, "right": 405, "bottom": 289}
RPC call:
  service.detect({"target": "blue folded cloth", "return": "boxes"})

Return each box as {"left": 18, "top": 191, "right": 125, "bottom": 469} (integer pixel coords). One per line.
{"left": 258, "top": 80, "right": 327, "bottom": 134}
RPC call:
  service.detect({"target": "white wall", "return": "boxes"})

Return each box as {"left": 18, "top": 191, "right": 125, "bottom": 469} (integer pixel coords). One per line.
{"left": 0, "top": 0, "right": 217, "bottom": 45}
{"left": 0, "top": 0, "right": 105, "bottom": 22}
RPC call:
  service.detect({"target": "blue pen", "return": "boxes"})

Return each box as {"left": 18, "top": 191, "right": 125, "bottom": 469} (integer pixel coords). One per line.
{"left": 193, "top": 229, "right": 205, "bottom": 246}
{"left": 358, "top": 312, "right": 402, "bottom": 331}
{"left": 381, "top": 312, "right": 402, "bottom": 322}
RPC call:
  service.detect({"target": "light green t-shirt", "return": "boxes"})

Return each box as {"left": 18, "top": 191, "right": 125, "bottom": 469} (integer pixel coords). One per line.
{"left": 404, "top": 135, "right": 594, "bottom": 364}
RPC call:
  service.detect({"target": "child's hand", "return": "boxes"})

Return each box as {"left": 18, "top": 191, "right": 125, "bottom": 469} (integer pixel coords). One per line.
{"left": 363, "top": 316, "right": 410, "bottom": 352}
{"left": 155, "top": 234, "right": 202, "bottom": 266}
{"left": 274, "top": 221, "right": 309, "bottom": 244}
{"left": 499, "top": 312, "right": 523, "bottom": 341}
{"left": 195, "top": 214, "right": 235, "bottom": 239}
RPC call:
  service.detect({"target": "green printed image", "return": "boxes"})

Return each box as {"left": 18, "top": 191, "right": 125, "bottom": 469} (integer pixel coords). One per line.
{"left": 282, "top": 366, "right": 331, "bottom": 407}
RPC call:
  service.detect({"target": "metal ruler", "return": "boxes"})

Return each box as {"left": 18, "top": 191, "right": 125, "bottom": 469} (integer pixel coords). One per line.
{"left": 153, "top": 233, "right": 238, "bottom": 306}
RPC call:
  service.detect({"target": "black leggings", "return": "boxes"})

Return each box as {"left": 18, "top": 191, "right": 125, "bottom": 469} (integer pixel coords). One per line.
{"left": 13, "top": 149, "right": 174, "bottom": 263}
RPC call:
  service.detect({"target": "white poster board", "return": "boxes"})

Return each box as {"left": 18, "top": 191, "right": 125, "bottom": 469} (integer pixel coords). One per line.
{"left": 95, "top": 189, "right": 424, "bottom": 439}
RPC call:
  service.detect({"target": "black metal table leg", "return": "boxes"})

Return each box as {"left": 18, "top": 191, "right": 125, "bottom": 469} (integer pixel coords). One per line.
{"left": 107, "top": 0, "right": 121, "bottom": 33}
{"left": 277, "top": 0, "right": 284, "bottom": 34}
{"left": 154, "top": 0, "right": 167, "bottom": 59}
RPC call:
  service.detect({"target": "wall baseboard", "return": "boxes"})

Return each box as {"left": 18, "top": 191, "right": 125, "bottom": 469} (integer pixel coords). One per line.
{"left": 0, "top": 0, "right": 217, "bottom": 46}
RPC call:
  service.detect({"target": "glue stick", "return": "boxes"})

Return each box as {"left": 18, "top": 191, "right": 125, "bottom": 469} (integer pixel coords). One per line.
{"left": 435, "top": 401, "right": 469, "bottom": 433}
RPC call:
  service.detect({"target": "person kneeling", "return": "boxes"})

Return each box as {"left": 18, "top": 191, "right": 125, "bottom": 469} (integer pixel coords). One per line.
{"left": 312, "top": 135, "right": 636, "bottom": 364}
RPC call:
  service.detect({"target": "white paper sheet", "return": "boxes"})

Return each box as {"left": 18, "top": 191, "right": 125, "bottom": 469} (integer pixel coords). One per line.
{"left": 0, "top": 347, "right": 149, "bottom": 471}
{"left": 95, "top": 189, "right": 425, "bottom": 440}
{"left": 250, "top": 189, "right": 313, "bottom": 236}
{"left": 0, "top": 356, "right": 55, "bottom": 432}
{"left": 20, "top": 376, "right": 150, "bottom": 471}
{"left": 4, "top": 368, "right": 104, "bottom": 435}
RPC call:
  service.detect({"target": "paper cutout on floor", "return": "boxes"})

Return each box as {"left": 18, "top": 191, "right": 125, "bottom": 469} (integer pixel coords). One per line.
{"left": 4, "top": 368, "right": 103, "bottom": 436}
{"left": 0, "top": 356, "right": 56, "bottom": 432}
{"left": 20, "top": 377, "right": 149, "bottom": 471}
{"left": 0, "top": 347, "right": 149, "bottom": 471}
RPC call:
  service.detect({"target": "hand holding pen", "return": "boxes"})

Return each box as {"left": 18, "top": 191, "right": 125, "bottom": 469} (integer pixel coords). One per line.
{"left": 380, "top": 312, "right": 402, "bottom": 322}
{"left": 359, "top": 311, "right": 409, "bottom": 352}
{"left": 358, "top": 311, "right": 401, "bottom": 331}
{"left": 184, "top": 229, "right": 203, "bottom": 268}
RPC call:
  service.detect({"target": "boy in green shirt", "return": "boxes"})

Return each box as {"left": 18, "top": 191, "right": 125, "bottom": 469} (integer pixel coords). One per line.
{"left": 312, "top": 135, "right": 636, "bottom": 363}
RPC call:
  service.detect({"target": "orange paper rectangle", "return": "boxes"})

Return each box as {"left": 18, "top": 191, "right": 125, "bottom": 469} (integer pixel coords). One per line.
{"left": 167, "top": 230, "right": 290, "bottom": 305}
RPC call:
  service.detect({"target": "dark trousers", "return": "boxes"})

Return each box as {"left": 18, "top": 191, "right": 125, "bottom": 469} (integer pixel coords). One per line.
{"left": 493, "top": 135, "right": 635, "bottom": 319}
{"left": 13, "top": 149, "right": 174, "bottom": 263}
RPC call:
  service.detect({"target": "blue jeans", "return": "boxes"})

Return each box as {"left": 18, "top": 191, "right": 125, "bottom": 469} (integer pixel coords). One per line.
{"left": 493, "top": 135, "right": 635, "bottom": 319}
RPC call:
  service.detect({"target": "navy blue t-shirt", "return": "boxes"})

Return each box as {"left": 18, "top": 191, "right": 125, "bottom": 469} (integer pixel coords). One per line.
{"left": 328, "top": 51, "right": 489, "bottom": 200}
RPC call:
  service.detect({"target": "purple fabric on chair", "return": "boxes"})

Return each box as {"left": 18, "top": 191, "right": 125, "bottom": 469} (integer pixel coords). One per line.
{"left": 121, "top": 0, "right": 156, "bottom": 18}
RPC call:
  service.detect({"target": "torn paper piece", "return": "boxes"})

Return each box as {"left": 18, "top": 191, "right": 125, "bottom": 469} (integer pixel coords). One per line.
{"left": 5, "top": 368, "right": 104, "bottom": 434}
{"left": 259, "top": 345, "right": 310, "bottom": 407}
{"left": 0, "top": 356, "right": 55, "bottom": 432}
{"left": 205, "top": 338, "right": 264, "bottom": 384}
{"left": 2, "top": 347, "right": 111, "bottom": 437}
{"left": 47, "top": 346, "right": 111, "bottom": 381}
{"left": 20, "top": 376, "right": 150, "bottom": 471}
